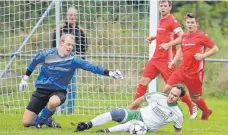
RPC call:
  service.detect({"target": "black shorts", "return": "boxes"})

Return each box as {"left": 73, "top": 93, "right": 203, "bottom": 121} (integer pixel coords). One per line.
{"left": 26, "top": 88, "right": 67, "bottom": 115}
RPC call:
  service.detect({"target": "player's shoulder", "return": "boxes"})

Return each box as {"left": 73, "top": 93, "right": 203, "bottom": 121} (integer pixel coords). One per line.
{"left": 146, "top": 92, "right": 168, "bottom": 98}
{"left": 170, "top": 14, "right": 178, "bottom": 20}
{"left": 40, "top": 48, "right": 57, "bottom": 56}
{"left": 199, "top": 31, "right": 210, "bottom": 37}
{"left": 169, "top": 14, "right": 180, "bottom": 24}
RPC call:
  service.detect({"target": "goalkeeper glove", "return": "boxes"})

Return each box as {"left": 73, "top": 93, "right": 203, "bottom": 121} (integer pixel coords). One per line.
{"left": 19, "top": 75, "right": 29, "bottom": 92}
{"left": 109, "top": 70, "right": 124, "bottom": 79}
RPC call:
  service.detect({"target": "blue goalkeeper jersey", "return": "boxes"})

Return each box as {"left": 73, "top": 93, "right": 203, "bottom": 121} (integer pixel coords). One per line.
{"left": 27, "top": 48, "right": 105, "bottom": 91}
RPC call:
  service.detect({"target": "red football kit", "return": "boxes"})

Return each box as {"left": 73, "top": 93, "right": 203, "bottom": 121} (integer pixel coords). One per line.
{"left": 143, "top": 14, "right": 182, "bottom": 82}
{"left": 134, "top": 15, "right": 194, "bottom": 114}
{"left": 168, "top": 30, "right": 215, "bottom": 96}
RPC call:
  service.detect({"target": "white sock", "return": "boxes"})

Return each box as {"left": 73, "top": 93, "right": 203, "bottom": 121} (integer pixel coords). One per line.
{"left": 108, "top": 122, "right": 131, "bottom": 132}
{"left": 91, "top": 112, "right": 112, "bottom": 126}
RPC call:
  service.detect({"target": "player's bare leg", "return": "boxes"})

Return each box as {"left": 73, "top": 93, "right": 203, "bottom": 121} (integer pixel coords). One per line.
{"left": 23, "top": 110, "right": 38, "bottom": 127}
{"left": 37, "top": 95, "right": 62, "bottom": 128}
{"left": 191, "top": 95, "right": 212, "bottom": 120}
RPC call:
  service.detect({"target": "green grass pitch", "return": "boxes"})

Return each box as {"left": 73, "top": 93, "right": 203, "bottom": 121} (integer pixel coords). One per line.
{"left": 0, "top": 96, "right": 227, "bottom": 135}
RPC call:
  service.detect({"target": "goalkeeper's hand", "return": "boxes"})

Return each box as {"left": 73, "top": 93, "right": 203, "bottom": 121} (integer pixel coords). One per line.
{"left": 19, "top": 75, "right": 29, "bottom": 92}
{"left": 109, "top": 70, "right": 124, "bottom": 79}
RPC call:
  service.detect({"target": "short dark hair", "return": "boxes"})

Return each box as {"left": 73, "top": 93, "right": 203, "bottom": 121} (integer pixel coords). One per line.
{"left": 186, "top": 12, "right": 199, "bottom": 23}
{"left": 159, "top": 0, "right": 172, "bottom": 7}
{"left": 173, "top": 85, "right": 186, "bottom": 97}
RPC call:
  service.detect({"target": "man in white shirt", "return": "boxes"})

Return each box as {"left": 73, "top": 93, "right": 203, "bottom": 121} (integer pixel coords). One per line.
{"left": 75, "top": 85, "right": 185, "bottom": 134}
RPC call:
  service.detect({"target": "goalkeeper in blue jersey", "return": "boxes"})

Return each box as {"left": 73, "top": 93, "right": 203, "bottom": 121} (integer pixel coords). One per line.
{"left": 19, "top": 34, "right": 124, "bottom": 128}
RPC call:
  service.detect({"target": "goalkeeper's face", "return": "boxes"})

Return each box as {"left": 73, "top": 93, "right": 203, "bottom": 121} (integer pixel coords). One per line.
{"left": 60, "top": 36, "right": 74, "bottom": 56}
{"left": 167, "top": 87, "right": 181, "bottom": 103}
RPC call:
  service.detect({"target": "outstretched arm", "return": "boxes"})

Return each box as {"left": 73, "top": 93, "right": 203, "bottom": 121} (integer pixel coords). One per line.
{"left": 73, "top": 57, "right": 123, "bottom": 79}
{"left": 128, "top": 96, "right": 145, "bottom": 109}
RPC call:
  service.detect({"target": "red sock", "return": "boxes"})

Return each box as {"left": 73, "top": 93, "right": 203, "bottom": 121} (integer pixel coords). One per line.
{"left": 195, "top": 97, "right": 209, "bottom": 113}
{"left": 134, "top": 84, "right": 147, "bottom": 100}
{"left": 181, "top": 94, "right": 194, "bottom": 114}
{"left": 133, "top": 84, "right": 147, "bottom": 110}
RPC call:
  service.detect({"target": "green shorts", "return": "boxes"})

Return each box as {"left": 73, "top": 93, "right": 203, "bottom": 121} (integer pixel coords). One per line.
{"left": 120, "top": 109, "right": 143, "bottom": 124}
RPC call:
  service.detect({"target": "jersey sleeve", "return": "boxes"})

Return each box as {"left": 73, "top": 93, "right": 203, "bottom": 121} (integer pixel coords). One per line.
{"left": 73, "top": 57, "right": 105, "bottom": 75}
{"left": 201, "top": 33, "right": 215, "bottom": 48}
{"left": 27, "top": 51, "right": 45, "bottom": 72}
{"left": 171, "top": 17, "right": 182, "bottom": 34}
{"left": 173, "top": 113, "right": 183, "bottom": 130}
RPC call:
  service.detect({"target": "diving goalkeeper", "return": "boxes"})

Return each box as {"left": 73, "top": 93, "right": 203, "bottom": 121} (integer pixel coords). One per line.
{"left": 19, "top": 34, "right": 124, "bottom": 128}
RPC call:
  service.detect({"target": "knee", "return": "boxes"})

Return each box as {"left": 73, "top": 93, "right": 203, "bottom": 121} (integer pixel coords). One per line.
{"left": 48, "top": 96, "right": 61, "bottom": 109}
{"left": 22, "top": 109, "right": 37, "bottom": 127}
{"left": 110, "top": 109, "right": 126, "bottom": 122}
{"left": 191, "top": 95, "right": 201, "bottom": 102}
{"left": 22, "top": 119, "right": 32, "bottom": 127}
{"left": 139, "top": 78, "right": 151, "bottom": 86}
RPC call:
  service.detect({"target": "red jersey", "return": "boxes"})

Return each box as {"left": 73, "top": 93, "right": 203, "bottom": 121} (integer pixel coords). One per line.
{"left": 153, "top": 14, "right": 182, "bottom": 62}
{"left": 180, "top": 30, "right": 215, "bottom": 74}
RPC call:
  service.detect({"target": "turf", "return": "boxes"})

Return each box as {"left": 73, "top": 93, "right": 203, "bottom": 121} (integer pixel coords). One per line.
{"left": 0, "top": 96, "right": 228, "bottom": 135}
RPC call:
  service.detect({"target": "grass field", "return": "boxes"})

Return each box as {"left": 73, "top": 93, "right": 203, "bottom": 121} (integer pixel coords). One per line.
{"left": 0, "top": 96, "right": 228, "bottom": 135}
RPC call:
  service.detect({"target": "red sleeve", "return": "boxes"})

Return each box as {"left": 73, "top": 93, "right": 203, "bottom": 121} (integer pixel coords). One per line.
{"left": 171, "top": 19, "right": 181, "bottom": 30}
{"left": 170, "top": 16, "right": 181, "bottom": 34}
{"left": 202, "top": 33, "right": 215, "bottom": 48}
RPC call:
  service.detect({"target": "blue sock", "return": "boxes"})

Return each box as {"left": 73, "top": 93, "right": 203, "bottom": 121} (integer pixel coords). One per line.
{"left": 35, "top": 116, "right": 52, "bottom": 125}
{"left": 39, "top": 106, "right": 56, "bottom": 125}
{"left": 34, "top": 116, "right": 41, "bottom": 125}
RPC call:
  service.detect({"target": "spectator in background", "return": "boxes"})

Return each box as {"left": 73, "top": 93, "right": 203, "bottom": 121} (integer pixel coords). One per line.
{"left": 51, "top": 7, "right": 88, "bottom": 114}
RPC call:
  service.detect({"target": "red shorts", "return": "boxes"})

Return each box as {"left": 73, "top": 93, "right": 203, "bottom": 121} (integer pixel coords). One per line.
{"left": 142, "top": 59, "right": 175, "bottom": 83}
{"left": 167, "top": 68, "right": 204, "bottom": 96}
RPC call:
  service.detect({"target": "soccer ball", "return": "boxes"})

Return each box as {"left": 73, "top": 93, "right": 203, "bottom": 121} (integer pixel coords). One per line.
{"left": 129, "top": 120, "right": 147, "bottom": 135}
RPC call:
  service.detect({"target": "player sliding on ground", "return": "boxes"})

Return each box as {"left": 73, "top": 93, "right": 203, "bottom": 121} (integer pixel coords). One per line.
{"left": 19, "top": 34, "right": 124, "bottom": 128}
{"left": 76, "top": 85, "right": 185, "bottom": 134}
{"left": 162, "top": 13, "right": 219, "bottom": 120}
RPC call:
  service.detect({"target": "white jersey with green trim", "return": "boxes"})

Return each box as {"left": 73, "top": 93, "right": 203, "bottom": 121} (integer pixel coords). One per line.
{"left": 140, "top": 92, "right": 183, "bottom": 132}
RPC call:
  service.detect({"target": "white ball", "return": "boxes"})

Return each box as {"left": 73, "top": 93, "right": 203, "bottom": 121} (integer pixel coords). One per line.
{"left": 129, "top": 120, "right": 147, "bottom": 135}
